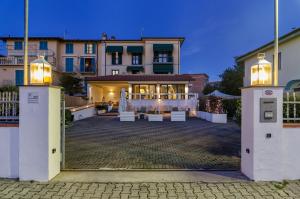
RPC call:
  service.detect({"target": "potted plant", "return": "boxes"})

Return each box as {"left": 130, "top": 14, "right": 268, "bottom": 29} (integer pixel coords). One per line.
{"left": 96, "top": 103, "right": 108, "bottom": 115}
{"left": 206, "top": 96, "right": 227, "bottom": 123}
{"left": 147, "top": 108, "right": 163, "bottom": 122}
{"left": 171, "top": 107, "right": 186, "bottom": 121}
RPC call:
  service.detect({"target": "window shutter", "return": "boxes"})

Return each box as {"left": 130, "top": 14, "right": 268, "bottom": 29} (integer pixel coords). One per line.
{"left": 138, "top": 54, "right": 142, "bottom": 65}
{"left": 92, "top": 44, "right": 96, "bottom": 54}
{"left": 80, "top": 58, "right": 85, "bottom": 72}
{"left": 15, "top": 70, "right": 24, "bottom": 86}
{"left": 84, "top": 44, "right": 87, "bottom": 54}
{"left": 118, "top": 53, "right": 122, "bottom": 65}
{"left": 112, "top": 53, "right": 116, "bottom": 65}
{"left": 91, "top": 58, "right": 96, "bottom": 72}
{"left": 66, "top": 58, "right": 73, "bottom": 72}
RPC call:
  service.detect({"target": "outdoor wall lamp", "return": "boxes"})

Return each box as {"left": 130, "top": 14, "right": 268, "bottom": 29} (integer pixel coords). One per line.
{"left": 250, "top": 53, "right": 272, "bottom": 86}
{"left": 30, "top": 55, "right": 52, "bottom": 85}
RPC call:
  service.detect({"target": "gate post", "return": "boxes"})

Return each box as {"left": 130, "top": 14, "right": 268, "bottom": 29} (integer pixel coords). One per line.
{"left": 241, "top": 86, "right": 283, "bottom": 181}
{"left": 19, "top": 86, "right": 61, "bottom": 181}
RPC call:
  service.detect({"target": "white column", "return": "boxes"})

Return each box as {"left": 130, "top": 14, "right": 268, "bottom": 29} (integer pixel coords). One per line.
{"left": 156, "top": 84, "right": 160, "bottom": 99}
{"left": 128, "top": 84, "right": 132, "bottom": 100}
{"left": 19, "top": 86, "right": 61, "bottom": 181}
{"left": 241, "top": 87, "right": 283, "bottom": 181}
{"left": 185, "top": 84, "right": 189, "bottom": 100}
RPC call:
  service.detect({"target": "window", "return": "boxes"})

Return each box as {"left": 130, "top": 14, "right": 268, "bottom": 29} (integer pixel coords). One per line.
{"left": 154, "top": 52, "right": 172, "bottom": 63}
{"left": 65, "top": 58, "right": 73, "bottom": 72}
{"left": 132, "top": 84, "right": 156, "bottom": 99}
{"left": 15, "top": 70, "right": 24, "bottom": 86}
{"left": 112, "top": 70, "right": 119, "bottom": 75}
{"left": 112, "top": 52, "right": 122, "bottom": 65}
{"left": 80, "top": 57, "right": 96, "bottom": 73}
{"left": 132, "top": 53, "right": 142, "bottom": 65}
{"left": 65, "top": 43, "right": 73, "bottom": 54}
{"left": 85, "top": 43, "right": 95, "bottom": 54}
{"left": 39, "top": 41, "right": 48, "bottom": 50}
{"left": 160, "top": 84, "right": 185, "bottom": 99}
{"left": 14, "top": 41, "right": 23, "bottom": 50}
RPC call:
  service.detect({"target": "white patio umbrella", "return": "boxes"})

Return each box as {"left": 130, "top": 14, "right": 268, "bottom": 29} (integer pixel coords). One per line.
{"left": 206, "top": 90, "right": 240, "bottom": 99}
{"left": 118, "top": 88, "right": 127, "bottom": 113}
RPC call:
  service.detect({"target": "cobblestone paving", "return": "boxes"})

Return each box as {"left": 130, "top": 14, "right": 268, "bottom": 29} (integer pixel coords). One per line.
{"left": 1, "top": 179, "right": 300, "bottom": 199}
{"left": 66, "top": 117, "right": 240, "bottom": 170}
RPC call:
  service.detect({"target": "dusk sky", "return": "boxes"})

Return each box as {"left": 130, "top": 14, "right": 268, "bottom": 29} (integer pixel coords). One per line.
{"left": 1, "top": 0, "right": 300, "bottom": 80}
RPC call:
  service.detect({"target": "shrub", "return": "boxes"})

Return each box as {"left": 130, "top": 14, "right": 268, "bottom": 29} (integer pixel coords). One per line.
{"left": 65, "top": 109, "right": 73, "bottom": 125}
{"left": 95, "top": 103, "right": 108, "bottom": 111}
{"left": 206, "top": 96, "right": 224, "bottom": 114}
{"left": 198, "top": 97, "right": 206, "bottom": 111}
{"left": 235, "top": 100, "right": 241, "bottom": 125}
{"left": 222, "top": 99, "right": 240, "bottom": 118}
{"left": 0, "top": 85, "right": 18, "bottom": 92}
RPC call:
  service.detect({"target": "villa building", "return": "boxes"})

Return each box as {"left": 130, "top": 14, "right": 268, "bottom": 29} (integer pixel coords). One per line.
{"left": 236, "top": 28, "right": 300, "bottom": 91}
{"left": 0, "top": 34, "right": 208, "bottom": 110}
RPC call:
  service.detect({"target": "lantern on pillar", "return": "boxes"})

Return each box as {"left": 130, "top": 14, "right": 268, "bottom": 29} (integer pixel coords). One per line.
{"left": 30, "top": 55, "right": 52, "bottom": 85}
{"left": 251, "top": 53, "right": 272, "bottom": 86}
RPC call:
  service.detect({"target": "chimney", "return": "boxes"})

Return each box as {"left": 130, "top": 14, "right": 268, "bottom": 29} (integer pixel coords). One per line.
{"left": 101, "top": 32, "right": 107, "bottom": 40}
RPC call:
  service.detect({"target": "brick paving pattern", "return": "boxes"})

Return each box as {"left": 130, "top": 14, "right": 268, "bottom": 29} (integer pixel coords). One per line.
{"left": 65, "top": 117, "right": 240, "bottom": 170}
{"left": 1, "top": 179, "right": 300, "bottom": 198}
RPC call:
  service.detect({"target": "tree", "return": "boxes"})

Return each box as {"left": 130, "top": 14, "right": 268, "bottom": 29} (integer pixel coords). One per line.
{"left": 202, "top": 83, "right": 219, "bottom": 95}
{"left": 219, "top": 65, "right": 244, "bottom": 96}
{"left": 59, "top": 74, "right": 83, "bottom": 95}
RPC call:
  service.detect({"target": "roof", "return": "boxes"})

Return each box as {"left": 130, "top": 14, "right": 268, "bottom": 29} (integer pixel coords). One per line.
{"left": 86, "top": 75, "right": 194, "bottom": 82}
{"left": 235, "top": 28, "right": 300, "bottom": 62}
{"left": 0, "top": 36, "right": 185, "bottom": 44}
{"left": 183, "top": 73, "right": 209, "bottom": 78}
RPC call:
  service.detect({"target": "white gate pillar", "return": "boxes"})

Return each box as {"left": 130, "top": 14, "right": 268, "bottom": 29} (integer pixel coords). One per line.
{"left": 19, "top": 86, "right": 61, "bottom": 181}
{"left": 241, "top": 86, "right": 283, "bottom": 181}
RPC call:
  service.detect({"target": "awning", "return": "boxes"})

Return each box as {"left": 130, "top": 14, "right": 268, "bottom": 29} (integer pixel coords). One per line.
{"left": 153, "top": 44, "right": 173, "bottom": 52}
{"left": 127, "top": 46, "right": 144, "bottom": 53}
{"left": 106, "top": 46, "right": 123, "bottom": 53}
{"left": 153, "top": 64, "right": 173, "bottom": 74}
{"left": 127, "top": 66, "right": 144, "bottom": 72}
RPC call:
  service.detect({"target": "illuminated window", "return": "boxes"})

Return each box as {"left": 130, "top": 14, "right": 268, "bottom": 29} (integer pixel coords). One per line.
{"left": 112, "top": 70, "right": 119, "bottom": 75}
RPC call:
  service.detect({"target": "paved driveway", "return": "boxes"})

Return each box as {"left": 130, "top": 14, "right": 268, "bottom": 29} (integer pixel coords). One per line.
{"left": 65, "top": 116, "right": 240, "bottom": 170}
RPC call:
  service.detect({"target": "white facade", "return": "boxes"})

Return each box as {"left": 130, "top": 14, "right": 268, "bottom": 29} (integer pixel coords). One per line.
{"left": 237, "top": 29, "right": 300, "bottom": 89}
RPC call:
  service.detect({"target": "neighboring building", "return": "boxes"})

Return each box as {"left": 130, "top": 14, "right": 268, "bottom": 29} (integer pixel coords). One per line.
{"left": 236, "top": 28, "right": 300, "bottom": 91}
{"left": 0, "top": 34, "right": 208, "bottom": 110}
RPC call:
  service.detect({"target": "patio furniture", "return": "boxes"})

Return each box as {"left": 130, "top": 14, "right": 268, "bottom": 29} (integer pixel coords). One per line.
{"left": 171, "top": 111, "right": 186, "bottom": 121}
{"left": 148, "top": 114, "right": 163, "bottom": 122}
{"left": 120, "top": 111, "right": 135, "bottom": 122}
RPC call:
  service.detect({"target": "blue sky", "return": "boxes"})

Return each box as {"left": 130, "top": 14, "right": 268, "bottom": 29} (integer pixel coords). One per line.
{"left": 1, "top": 0, "right": 300, "bottom": 80}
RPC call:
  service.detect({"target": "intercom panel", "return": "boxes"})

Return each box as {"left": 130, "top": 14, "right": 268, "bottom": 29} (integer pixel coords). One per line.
{"left": 260, "top": 98, "right": 277, "bottom": 123}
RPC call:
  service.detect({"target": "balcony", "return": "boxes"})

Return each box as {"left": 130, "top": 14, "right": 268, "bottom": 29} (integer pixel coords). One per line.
{"left": 153, "top": 56, "right": 173, "bottom": 64}
{"left": 0, "top": 56, "right": 56, "bottom": 66}
{"left": 3, "top": 44, "right": 55, "bottom": 57}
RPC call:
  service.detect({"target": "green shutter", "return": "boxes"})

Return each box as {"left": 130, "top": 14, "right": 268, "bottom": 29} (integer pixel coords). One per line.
{"left": 80, "top": 58, "right": 85, "bottom": 72}
{"left": 92, "top": 44, "right": 96, "bottom": 54}
{"left": 112, "top": 53, "right": 116, "bottom": 65}
{"left": 153, "top": 44, "right": 173, "bottom": 52}
{"left": 118, "top": 53, "right": 122, "bottom": 64}
{"left": 66, "top": 58, "right": 73, "bottom": 72}
{"left": 127, "top": 66, "right": 144, "bottom": 72}
{"left": 106, "top": 46, "right": 123, "bottom": 53}
{"left": 127, "top": 46, "right": 143, "bottom": 53}
{"left": 153, "top": 64, "right": 173, "bottom": 74}
{"left": 84, "top": 44, "right": 87, "bottom": 54}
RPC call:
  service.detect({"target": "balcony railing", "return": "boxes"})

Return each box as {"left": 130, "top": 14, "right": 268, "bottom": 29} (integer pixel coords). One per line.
{"left": 0, "top": 56, "right": 56, "bottom": 66}
{"left": 153, "top": 56, "right": 173, "bottom": 64}
{"left": 0, "top": 91, "right": 19, "bottom": 123}
{"left": 4, "top": 44, "right": 55, "bottom": 57}
{"left": 130, "top": 93, "right": 198, "bottom": 100}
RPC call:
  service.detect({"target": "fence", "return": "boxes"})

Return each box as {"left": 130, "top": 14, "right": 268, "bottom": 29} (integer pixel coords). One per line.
{"left": 0, "top": 92, "right": 19, "bottom": 122}
{"left": 283, "top": 92, "right": 300, "bottom": 123}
